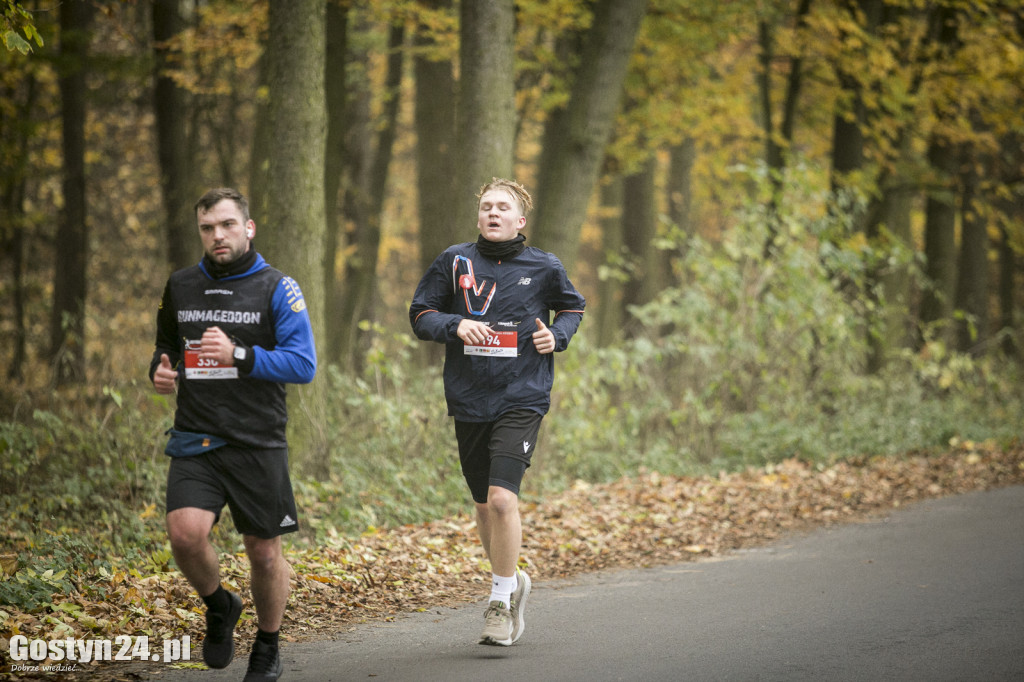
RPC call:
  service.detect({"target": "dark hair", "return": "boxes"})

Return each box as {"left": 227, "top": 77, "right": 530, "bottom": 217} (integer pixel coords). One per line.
{"left": 194, "top": 188, "right": 250, "bottom": 222}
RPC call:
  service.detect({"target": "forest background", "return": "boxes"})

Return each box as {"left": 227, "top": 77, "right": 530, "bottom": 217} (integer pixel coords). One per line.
{"left": 1, "top": 0, "right": 1024, "bottom": 663}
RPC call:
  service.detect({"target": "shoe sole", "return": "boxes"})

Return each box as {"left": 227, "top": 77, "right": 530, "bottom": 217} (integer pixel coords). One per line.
{"left": 479, "top": 634, "right": 513, "bottom": 647}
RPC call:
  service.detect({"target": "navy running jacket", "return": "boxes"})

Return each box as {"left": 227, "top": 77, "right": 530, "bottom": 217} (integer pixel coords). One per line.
{"left": 410, "top": 241, "right": 585, "bottom": 422}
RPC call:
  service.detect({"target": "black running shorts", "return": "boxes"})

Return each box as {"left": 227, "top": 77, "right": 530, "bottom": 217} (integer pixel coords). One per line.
{"left": 454, "top": 408, "right": 543, "bottom": 504}
{"left": 166, "top": 444, "right": 299, "bottom": 539}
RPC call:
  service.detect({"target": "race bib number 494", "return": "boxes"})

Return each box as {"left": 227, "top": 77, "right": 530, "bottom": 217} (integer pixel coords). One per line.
{"left": 184, "top": 342, "right": 238, "bottom": 379}
{"left": 464, "top": 330, "right": 517, "bottom": 357}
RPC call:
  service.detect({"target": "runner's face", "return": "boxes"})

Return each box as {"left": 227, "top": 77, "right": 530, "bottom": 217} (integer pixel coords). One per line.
{"left": 198, "top": 199, "right": 253, "bottom": 264}
{"left": 477, "top": 189, "right": 525, "bottom": 243}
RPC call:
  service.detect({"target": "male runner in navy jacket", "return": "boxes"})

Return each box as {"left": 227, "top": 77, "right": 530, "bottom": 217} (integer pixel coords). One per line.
{"left": 410, "top": 178, "right": 585, "bottom": 646}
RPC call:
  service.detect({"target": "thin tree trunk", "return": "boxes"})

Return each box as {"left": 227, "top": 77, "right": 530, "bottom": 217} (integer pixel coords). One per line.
{"left": 323, "top": 0, "right": 348, "bottom": 365}
{"left": 153, "top": 0, "right": 197, "bottom": 271}
{"left": 832, "top": 0, "right": 916, "bottom": 371}
{"left": 336, "top": 21, "right": 404, "bottom": 371}
{"left": 997, "top": 225, "right": 1018, "bottom": 358}
{"left": 414, "top": 0, "right": 458, "bottom": 274}
{"left": 667, "top": 138, "right": 696, "bottom": 244}
{"left": 917, "top": 5, "right": 960, "bottom": 347}
{"left": 758, "top": 0, "right": 811, "bottom": 258}
{"left": 7, "top": 221, "right": 27, "bottom": 381}
{"left": 757, "top": 19, "right": 781, "bottom": 255}
{"left": 868, "top": 165, "right": 914, "bottom": 372}
{"left": 919, "top": 137, "right": 959, "bottom": 343}
{"left": 51, "top": 0, "right": 93, "bottom": 386}
{"left": 596, "top": 174, "right": 624, "bottom": 347}
{"left": 248, "top": 51, "right": 272, "bottom": 227}
{"left": 1, "top": 69, "right": 36, "bottom": 381}
{"left": 954, "top": 142, "right": 988, "bottom": 355}
{"left": 622, "top": 155, "right": 662, "bottom": 315}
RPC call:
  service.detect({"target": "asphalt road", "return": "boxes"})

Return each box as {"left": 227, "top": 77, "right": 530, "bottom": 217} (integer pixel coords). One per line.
{"left": 151, "top": 485, "right": 1024, "bottom": 682}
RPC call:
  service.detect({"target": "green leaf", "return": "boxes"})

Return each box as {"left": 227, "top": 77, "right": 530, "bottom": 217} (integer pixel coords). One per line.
{"left": 3, "top": 29, "right": 32, "bottom": 54}
{"left": 24, "top": 24, "right": 43, "bottom": 47}
{"left": 103, "top": 386, "right": 124, "bottom": 408}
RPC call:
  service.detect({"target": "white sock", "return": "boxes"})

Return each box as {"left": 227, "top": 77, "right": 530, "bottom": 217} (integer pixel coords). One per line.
{"left": 489, "top": 572, "right": 518, "bottom": 607}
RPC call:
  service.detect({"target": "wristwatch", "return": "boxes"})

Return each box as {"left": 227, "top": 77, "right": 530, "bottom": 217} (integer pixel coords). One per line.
{"left": 232, "top": 344, "right": 248, "bottom": 366}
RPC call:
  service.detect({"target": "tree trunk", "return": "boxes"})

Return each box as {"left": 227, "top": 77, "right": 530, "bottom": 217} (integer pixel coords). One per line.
{"left": 1, "top": 67, "right": 37, "bottom": 382}
{"left": 152, "top": 0, "right": 198, "bottom": 271}
{"left": 249, "top": 51, "right": 272, "bottom": 227}
{"left": 323, "top": 0, "right": 348, "bottom": 365}
{"left": 757, "top": 0, "right": 811, "bottom": 257}
{"left": 829, "top": 0, "right": 883, "bottom": 201}
{"left": 622, "top": 155, "right": 663, "bottom": 316}
{"left": 868, "top": 166, "right": 914, "bottom": 372}
{"left": 414, "top": 0, "right": 458, "bottom": 273}
{"left": 829, "top": 87, "right": 863, "bottom": 195}
{"left": 831, "top": 0, "right": 911, "bottom": 372}
{"left": 667, "top": 138, "right": 696, "bottom": 244}
{"left": 51, "top": 0, "right": 93, "bottom": 386}
{"left": 336, "top": 20, "right": 404, "bottom": 371}
{"left": 453, "top": 0, "right": 516, "bottom": 233}
{"left": 954, "top": 142, "right": 988, "bottom": 355}
{"left": 531, "top": 0, "right": 647, "bottom": 273}
{"left": 2, "top": 185, "right": 28, "bottom": 382}
{"left": 919, "top": 138, "right": 959, "bottom": 344}
{"left": 757, "top": 19, "right": 781, "bottom": 255}
{"left": 264, "top": 0, "right": 328, "bottom": 477}
{"left": 917, "top": 5, "right": 960, "bottom": 347}
{"left": 595, "top": 174, "right": 624, "bottom": 347}
{"left": 997, "top": 8, "right": 1024, "bottom": 358}
{"left": 997, "top": 225, "right": 1018, "bottom": 358}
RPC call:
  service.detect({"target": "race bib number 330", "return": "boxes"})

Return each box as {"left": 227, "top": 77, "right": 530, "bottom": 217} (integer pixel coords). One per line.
{"left": 184, "top": 343, "right": 238, "bottom": 379}
{"left": 464, "top": 330, "right": 517, "bottom": 357}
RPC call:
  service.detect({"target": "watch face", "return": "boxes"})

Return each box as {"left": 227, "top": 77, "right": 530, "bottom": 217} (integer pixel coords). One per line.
{"left": 233, "top": 346, "right": 245, "bottom": 360}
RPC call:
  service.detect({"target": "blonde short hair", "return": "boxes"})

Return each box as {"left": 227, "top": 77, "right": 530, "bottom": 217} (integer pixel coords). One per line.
{"left": 477, "top": 178, "right": 533, "bottom": 216}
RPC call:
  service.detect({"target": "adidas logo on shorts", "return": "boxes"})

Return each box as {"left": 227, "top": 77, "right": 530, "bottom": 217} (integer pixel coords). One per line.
{"left": 280, "top": 515, "right": 296, "bottom": 527}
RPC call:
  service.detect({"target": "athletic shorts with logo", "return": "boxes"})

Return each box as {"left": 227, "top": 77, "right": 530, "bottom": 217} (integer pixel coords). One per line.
{"left": 455, "top": 408, "right": 543, "bottom": 503}
{"left": 166, "top": 444, "right": 299, "bottom": 538}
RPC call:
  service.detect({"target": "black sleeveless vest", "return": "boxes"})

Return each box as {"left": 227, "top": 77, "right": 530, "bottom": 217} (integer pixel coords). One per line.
{"left": 168, "top": 263, "right": 289, "bottom": 448}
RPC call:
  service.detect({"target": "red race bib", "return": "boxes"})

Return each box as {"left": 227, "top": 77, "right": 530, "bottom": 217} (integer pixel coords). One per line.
{"left": 183, "top": 341, "right": 238, "bottom": 379}
{"left": 464, "top": 330, "right": 517, "bottom": 357}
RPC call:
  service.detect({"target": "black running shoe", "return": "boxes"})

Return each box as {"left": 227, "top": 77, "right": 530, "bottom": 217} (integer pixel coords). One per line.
{"left": 202, "top": 590, "right": 242, "bottom": 669}
{"left": 243, "top": 638, "right": 283, "bottom": 682}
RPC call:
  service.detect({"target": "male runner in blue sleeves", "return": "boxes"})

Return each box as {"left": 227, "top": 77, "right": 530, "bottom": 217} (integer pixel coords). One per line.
{"left": 150, "top": 187, "right": 316, "bottom": 681}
